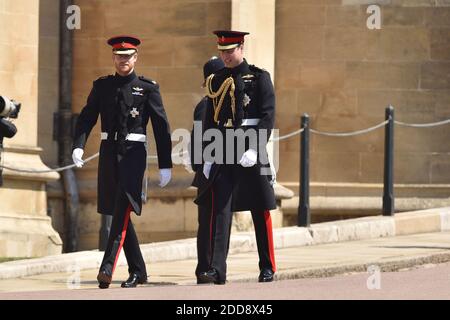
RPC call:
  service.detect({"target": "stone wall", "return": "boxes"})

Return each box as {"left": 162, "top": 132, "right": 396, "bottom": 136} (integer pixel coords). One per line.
{"left": 0, "top": 0, "right": 61, "bottom": 258}
{"left": 38, "top": 0, "right": 64, "bottom": 237}
{"left": 0, "top": 0, "right": 39, "bottom": 146}
{"left": 38, "top": 0, "right": 60, "bottom": 167}
{"left": 275, "top": 0, "right": 450, "bottom": 186}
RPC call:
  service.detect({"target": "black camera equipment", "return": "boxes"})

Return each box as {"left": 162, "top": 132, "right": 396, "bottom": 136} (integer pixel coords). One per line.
{"left": 0, "top": 95, "right": 20, "bottom": 186}
{"left": 0, "top": 96, "right": 21, "bottom": 119}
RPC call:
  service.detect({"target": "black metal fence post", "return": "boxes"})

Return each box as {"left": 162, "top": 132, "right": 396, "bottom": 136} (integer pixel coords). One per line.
{"left": 383, "top": 106, "right": 395, "bottom": 216}
{"left": 298, "top": 114, "right": 310, "bottom": 227}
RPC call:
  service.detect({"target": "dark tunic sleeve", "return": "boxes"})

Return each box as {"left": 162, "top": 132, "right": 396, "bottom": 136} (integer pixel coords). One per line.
{"left": 190, "top": 98, "right": 208, "bottom": 172}
{"left": 72, "top": 81, "right": 100, "bottom": 150}
{"left": 147, "top": 84, "right": 172, "bottom": 169}
{"left": 256, "top": 71, "right": 275, "bottom": 144}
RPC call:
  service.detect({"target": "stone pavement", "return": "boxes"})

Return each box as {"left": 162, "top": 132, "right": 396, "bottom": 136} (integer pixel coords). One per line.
{"left": 1, "top": 231, "right": 450, "bottom": 299}
{"left": 1, "top": 208, "right": 450, "bottom": 298}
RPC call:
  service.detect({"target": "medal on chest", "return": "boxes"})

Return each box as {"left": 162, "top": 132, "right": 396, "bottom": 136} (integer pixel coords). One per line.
{"left": 243, "top": 93, "right": 251, "bottom": 108}
{"left": 130, "top": 107, "right": 140, "bottom": 118}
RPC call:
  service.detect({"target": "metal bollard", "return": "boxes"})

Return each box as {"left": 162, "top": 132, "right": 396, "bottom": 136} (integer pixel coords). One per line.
{"left": 298, "top": 114, "right": 310, "bottom": 227}
{"left": 383, "top": 106, "right": 395, "bottom": 216}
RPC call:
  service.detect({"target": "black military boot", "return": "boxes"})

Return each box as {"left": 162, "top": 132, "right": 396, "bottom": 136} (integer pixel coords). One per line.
{"left": 97, "top": 270, "right": 112, "bottom": 289}
{"left": 196, "top": 273, "right": 211, "bottom": 284}
{"left": 258, "top": 268, "right": 274, "bottom": 283}
{"left": 198, "top": 269, "right": 226, "bottom": 285}
{"left": 121, "top": 273, "right": 148, "bottom": 288}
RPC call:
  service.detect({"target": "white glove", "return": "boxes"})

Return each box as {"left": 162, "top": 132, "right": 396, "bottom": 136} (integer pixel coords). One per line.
{"left": 72, "top": 148, "right": 84, "bottom": 168}
{"left": 159, "top": 168, "right": 171, "bottom": 188}
{"left": 239, "top": 149, "right": 257, "bottom": 167}
{"left": 203, "top": 161, "right": 213, "bottom": 179}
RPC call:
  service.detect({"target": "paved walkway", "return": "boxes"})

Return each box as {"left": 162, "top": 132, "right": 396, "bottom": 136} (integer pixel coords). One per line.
{"left": 1, "top": 231, "right": 450, "bottom": 298}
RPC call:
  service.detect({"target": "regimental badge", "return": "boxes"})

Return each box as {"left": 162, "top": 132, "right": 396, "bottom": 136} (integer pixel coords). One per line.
{"left": 243, "top": 93, "right": 251, "bottom": 107}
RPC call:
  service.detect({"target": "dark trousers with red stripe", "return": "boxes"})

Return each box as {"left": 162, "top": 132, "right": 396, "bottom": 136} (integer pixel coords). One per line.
{"left": 209, "top": 165, "right": 276, "bottom": 281}
{"left": 99, "top": 186, "right": 147, "bottom": 279}
{"left": 195, "top": 192, "right": 212, "bottom": 278}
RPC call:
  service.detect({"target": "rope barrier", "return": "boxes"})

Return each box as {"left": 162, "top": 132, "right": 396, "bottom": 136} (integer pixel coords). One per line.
{"left": 0, "top": 151, "right": 189, "bottom": 173}
{"left": 3, "top": 115, "right": 450, "bottom": 173}
{"left": 310, "top": 120, "right": 389, "bottom": 137}
{"left": 0, "top": 153, "right": 100, "bottom": 173}
{"left": 394, "top": 118, "right": 450, "bottom": 128}
{"left": 270, "top": 128, "right": 305, "bottom": 141}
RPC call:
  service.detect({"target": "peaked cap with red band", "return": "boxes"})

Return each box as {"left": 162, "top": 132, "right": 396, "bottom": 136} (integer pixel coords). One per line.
{"left": 213, "top": 30, "right": 249, "bottom": 50}
{"left": 107, "top": 35, "right": 141, "bottom": 55}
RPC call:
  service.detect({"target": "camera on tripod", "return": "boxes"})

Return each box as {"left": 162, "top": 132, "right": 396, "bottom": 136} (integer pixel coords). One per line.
{"left": 0, "top": 96, "right": 21, "bottom": 119}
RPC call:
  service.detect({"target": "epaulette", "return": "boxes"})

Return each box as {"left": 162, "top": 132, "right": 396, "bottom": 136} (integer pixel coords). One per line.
{"left": 139, "top": 76, "right": 158, "bottom": 86}
{"left": 249, "top": 64, "right": 264, "bottom": 73}
{"left": 214, "top": 66, "right": 226, "bottom": 75}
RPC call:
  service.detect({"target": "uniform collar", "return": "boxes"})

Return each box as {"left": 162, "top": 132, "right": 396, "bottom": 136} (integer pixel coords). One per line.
{"left": 228, "top": 59, "right": 250, "bottom": 75}
{"left": 114, "top": 70, "right": 137, "bottom": 85}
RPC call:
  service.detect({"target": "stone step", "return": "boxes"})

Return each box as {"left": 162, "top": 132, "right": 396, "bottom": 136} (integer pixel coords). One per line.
{"left": 283, "top": 196, "right": 450, "bottom": 216}
{"left": 281, "top": 182, "right": 450, "bottom": 198}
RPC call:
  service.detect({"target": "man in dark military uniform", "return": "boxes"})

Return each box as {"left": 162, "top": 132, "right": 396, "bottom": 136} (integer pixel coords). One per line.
{"left": 190, "top": 56, "right": 225, "bottom": 284}
{"left": 72, "top": 36, "right": 172, "bottom": 289}
{"left": 197, "top": 31, "right": 277, "bottom": 284}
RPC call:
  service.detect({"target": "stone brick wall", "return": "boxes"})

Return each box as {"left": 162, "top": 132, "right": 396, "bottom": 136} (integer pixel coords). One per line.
{"left": 275, "top": 0, "right": 450, "bottom": 185}
{"left": 38, "top": 0, "right": 60, "bottom": 167}
{"left": 0, "top": 0, "right": 39, "bottom": 147}
{"left": 0, "top": 0, "right": 62, "bottom": 258}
